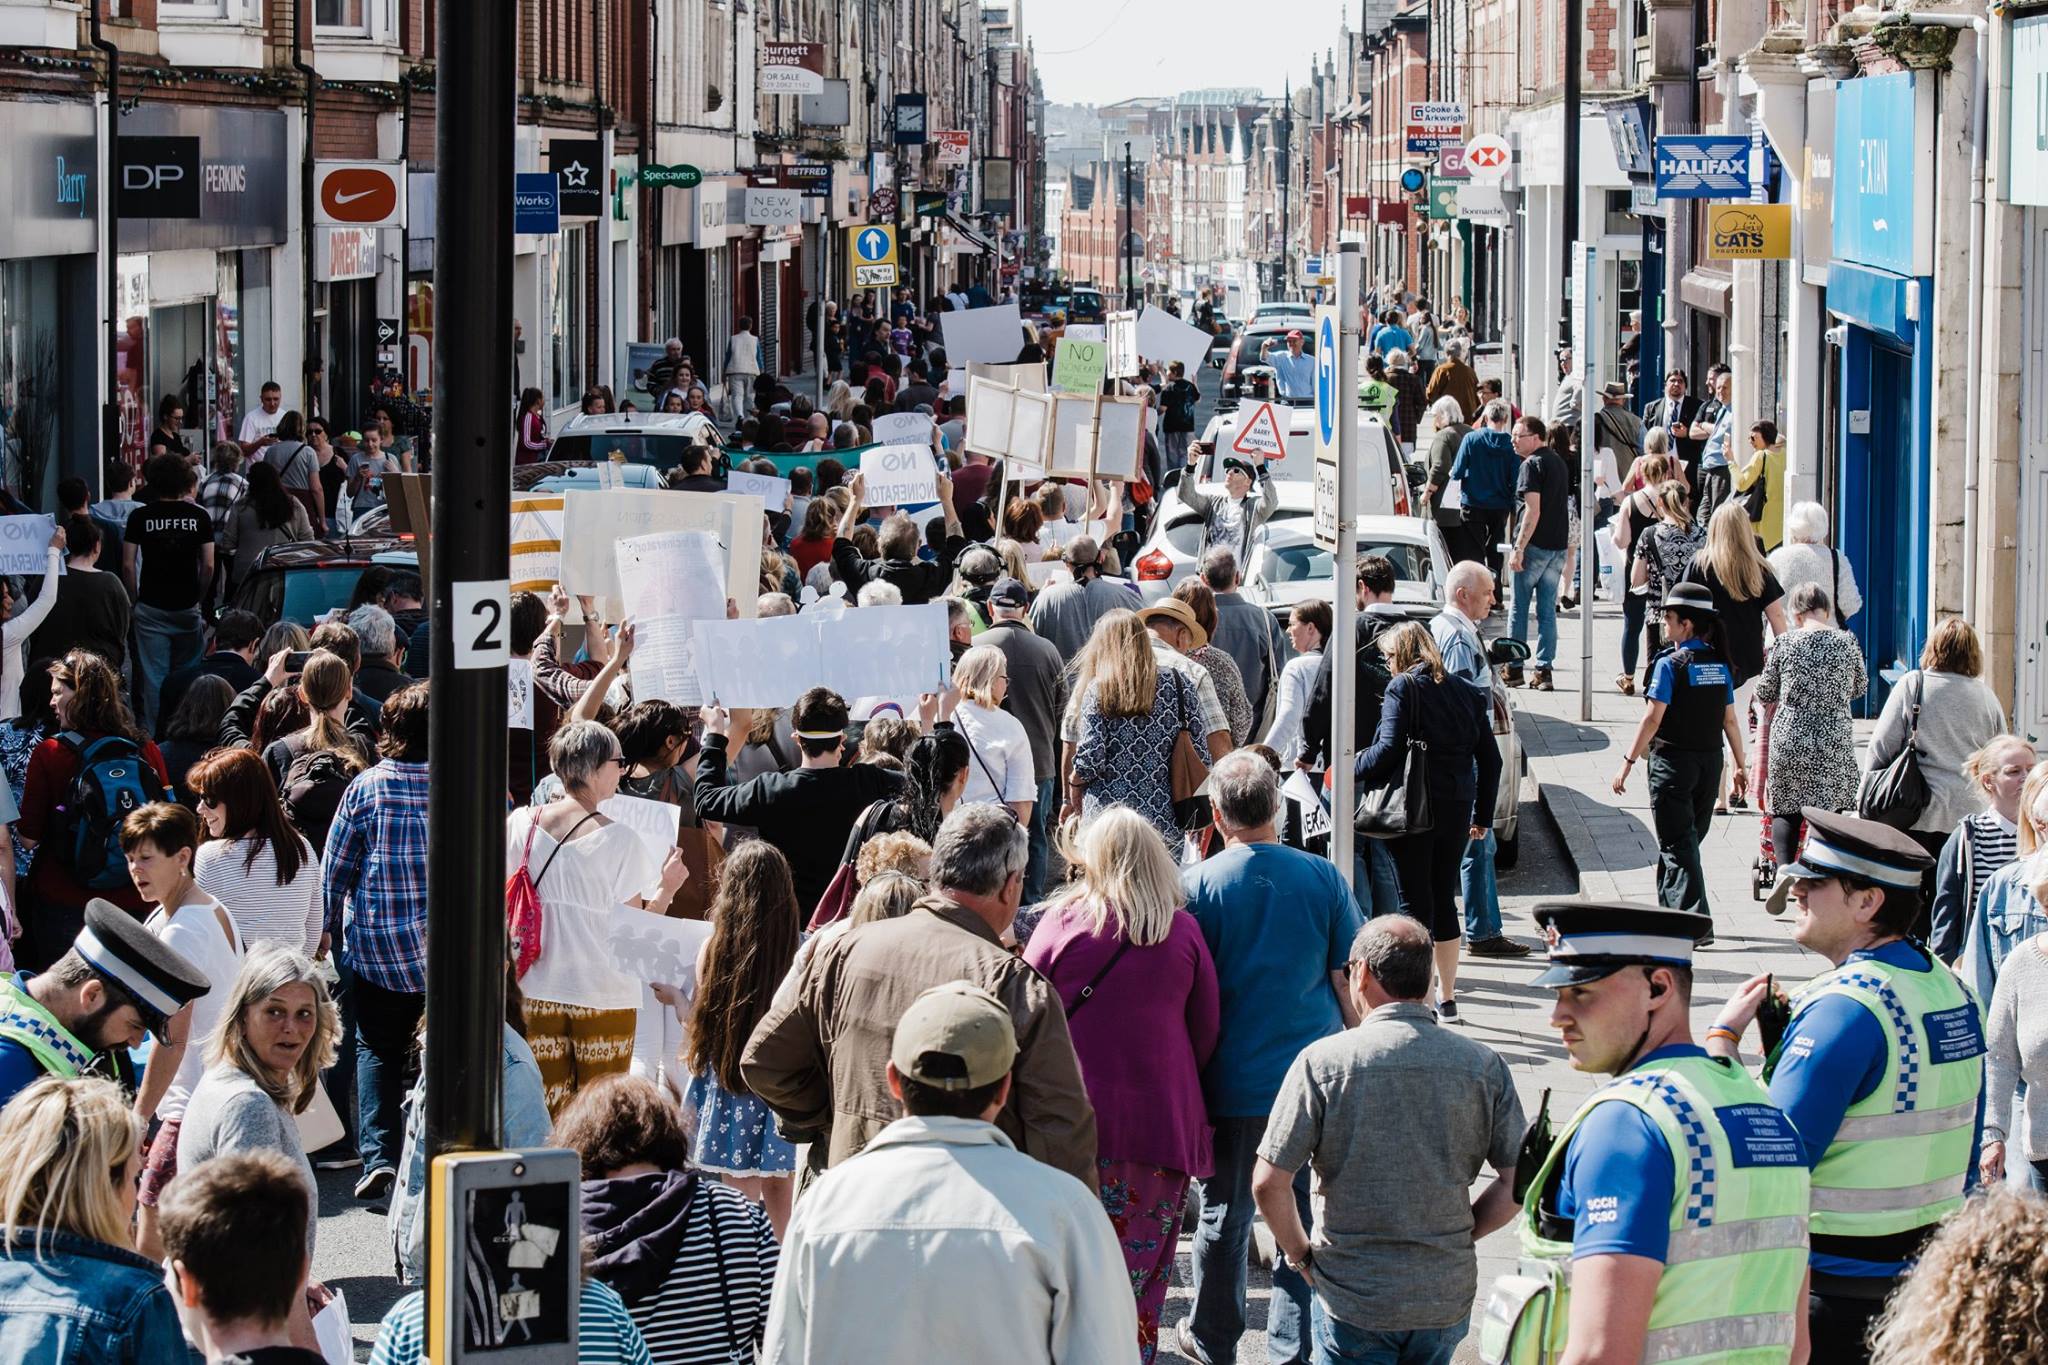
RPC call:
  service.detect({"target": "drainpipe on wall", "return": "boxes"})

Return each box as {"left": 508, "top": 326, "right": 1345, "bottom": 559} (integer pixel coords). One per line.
{"left": 89, "top": 2, "right": 118, "bottom": 482}
{"left": 1900, "top": 12, "right": 1988, "bottom": 620}
{"left": 294, "top": 0, "right": 319, "bottom": 416}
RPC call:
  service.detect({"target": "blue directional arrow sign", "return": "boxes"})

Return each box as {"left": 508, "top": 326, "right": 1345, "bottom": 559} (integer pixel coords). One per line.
{"left": 846, "top": 222, "right": 898, "bottom": 287}
{"left": 1315, "top": 312, "right": 1340, "bottom": 452}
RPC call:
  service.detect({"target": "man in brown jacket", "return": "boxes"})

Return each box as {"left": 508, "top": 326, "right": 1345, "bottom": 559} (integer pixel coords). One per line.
{"left": 741, "top": 803, "right": 1098, "bottom": 1187}
{"left": 1424, "top": 336, "right": 1482, "bottom": 424}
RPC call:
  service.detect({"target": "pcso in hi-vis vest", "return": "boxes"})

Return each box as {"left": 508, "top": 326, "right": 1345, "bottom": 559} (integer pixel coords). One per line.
{"left": 1710, "top": 810, "right": 1986, "bottom": 1365}
{"left": 0, "top": 899, "right": 209, "bottom": 1112}
{"left": 1610, "top": 583, "right": 1747, "bottom": 936}
{"left": 1479, "top": 902, "right": 1810, "bottom": 1365}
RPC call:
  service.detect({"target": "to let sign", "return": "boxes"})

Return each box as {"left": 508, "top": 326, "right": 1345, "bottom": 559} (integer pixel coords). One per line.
{"left": 761, "top": 42, "right": 825, "bottom": 95}
{"left": 1405, "top": 101, "right": 1465, "bottom": 152}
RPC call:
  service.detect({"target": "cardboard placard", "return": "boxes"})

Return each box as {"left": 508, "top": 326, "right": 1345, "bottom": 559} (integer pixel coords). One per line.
{"left": 871, "top": 411, "right": 936, "bottom": 447}
{"left": 964, "top": 375, "right": 1019, "bottom": 461}
{"left": 509, "top": 493, "right": 565, "bottom": 596}
{"left": 966, "top": 360, "right": 1047, "bottom": 394}
{"left": 0, "top": 516, "right": 58, "bottom": 577}
{"left": 1091, "top": 397, "right": 1148, "bottom": 482}
{"left": 1137, "top": 305, "right": 1216, "bottom": 374}
{"left": 726, "top": 469, "right": 792, "bottom": 512}
{"left": 690, "top": 603, "right": 951, "bottom": 708}
{"left": 385, "top": 473, "right": 434, "bottom": 584}
{"left": 1053, "top": 334, "right": 1108, "bottom": 395}
{"left": 939, "top": 302, "right": 1026, "bottom": 363}
{"left": 559, "top": 489, "right": 761, "bottom": 621}
{"left": 859, "top": 445, "right": 941, "bottom": 508}
{"left": 1007, "top": 389, "right": 1054, "bottom": 474}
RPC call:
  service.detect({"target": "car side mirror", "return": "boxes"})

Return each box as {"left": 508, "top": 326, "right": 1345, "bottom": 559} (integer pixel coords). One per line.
{"left": 1488, "top": 637, "right": 1531, "bottom": 665}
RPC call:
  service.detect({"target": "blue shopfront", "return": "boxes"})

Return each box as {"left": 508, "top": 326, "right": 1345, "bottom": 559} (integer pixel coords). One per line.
{"left": 1829, "top": 71, "right": 1933, "bottom": 712}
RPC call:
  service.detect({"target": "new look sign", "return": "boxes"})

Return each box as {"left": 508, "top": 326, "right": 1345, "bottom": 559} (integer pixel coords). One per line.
{"left": 1653, "top": 135, "right": 1750, "bottom": 199}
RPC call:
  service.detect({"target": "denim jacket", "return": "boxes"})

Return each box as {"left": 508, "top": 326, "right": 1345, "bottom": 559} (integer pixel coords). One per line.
{"left": 1957, "top": 857, "right": 2048, "bottom": 1007}
{"left": 0, "top": 1230, "right": 199, "bottom": 1364}
{"left": 389, "top": 1025, "right": 552, "bottom": 1282}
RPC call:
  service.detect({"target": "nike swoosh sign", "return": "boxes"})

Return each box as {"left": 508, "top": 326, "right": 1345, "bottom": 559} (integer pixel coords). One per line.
{"left": 333, "top": 188, "right": 378, "bottom": 204}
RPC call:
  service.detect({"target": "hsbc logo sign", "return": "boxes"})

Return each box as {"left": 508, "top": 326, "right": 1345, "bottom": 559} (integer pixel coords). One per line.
{"left": 315, "top": 161, "right": 406, "bottom": 227}
{"left": 1462, "top": 134, "right": 1511, "bottom": 184}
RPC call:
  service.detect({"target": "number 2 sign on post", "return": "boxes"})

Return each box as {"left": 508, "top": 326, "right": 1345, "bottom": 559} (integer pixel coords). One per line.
{"left": 452, "top": 579, "right": 512, "bottom": 669}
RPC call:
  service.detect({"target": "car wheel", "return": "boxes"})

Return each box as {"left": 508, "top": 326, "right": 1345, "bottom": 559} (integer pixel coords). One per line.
{"left": 1495, "top": 822, "right": 1520, "bottom": 870}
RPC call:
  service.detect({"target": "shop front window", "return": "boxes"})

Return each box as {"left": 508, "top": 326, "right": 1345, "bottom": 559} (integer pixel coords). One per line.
{"left": 212, "top": 253, "right": 242, "bottom": 449}
{"left": 0, "top": 260, "right": 63, "bottom": 504}
{"left": 116, "top": 255, "right": 150, "bottom": 466}
{"left": 406, "top": 278, "right": 434, "bottom": 399}
{"left": 549, "top": 227, "right": 588, "bottom": 411}
{"left": 236, "top": 249, "right": 272, "bottom": 438}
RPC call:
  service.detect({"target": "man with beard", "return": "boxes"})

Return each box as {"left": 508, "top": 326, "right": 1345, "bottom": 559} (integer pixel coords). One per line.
{"left": 0, "top": 900, "right": 210, "bottom": 1109}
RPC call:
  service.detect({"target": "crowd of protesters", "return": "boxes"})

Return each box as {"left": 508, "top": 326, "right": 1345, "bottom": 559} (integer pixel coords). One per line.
{"left": 0, "top": 286, "right": 2039, "bottom": 1365}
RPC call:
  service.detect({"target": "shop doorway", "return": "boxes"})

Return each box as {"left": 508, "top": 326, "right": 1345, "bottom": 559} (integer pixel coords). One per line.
{"left": 1838, "top": 333, "right": 1922, "bottom": 715}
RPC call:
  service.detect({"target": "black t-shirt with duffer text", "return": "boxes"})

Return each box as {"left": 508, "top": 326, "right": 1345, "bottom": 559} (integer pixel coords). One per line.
{"left": 128, "top": 499, "right": 214, "bottom": 612}
{"left": 1516, "top": 447, "right": 1572, "bottom": 552}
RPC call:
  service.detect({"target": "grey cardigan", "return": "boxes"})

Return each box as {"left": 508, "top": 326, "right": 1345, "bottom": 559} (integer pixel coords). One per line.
{"left": 1863, "top": 669, "right": 2007, "bottom": 834}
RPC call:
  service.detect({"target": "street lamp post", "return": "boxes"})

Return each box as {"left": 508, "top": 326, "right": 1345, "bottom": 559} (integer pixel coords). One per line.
{"left": 1123, "top": 140, "right": 1136, "bottom": 308}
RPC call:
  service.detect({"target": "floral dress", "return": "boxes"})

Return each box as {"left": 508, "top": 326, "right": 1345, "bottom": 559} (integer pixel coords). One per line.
{"left": 682, "top": 1066, "right": 797, "bottom": 1178}
{"left": 1632, "top": 519, "right": 1706, "bottom": 604}
{"left": 1070, "top": 665, "right": 1213, "bottom": 846}
{"left": 0, "top": 718, "right": 43, "bottom": 878}
{"left": 1752, "top": 625, "right": 1867, "bottom": 816}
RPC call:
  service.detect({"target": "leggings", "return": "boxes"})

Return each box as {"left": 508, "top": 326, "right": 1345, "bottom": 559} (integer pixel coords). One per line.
{"left": 525, "top": 999, "right": 638, "bottom": 1117}
{"left": 1770, "top": 814, "right": 1805, "bottom": 868}
{"left": 1388, "top": 813, "right": 1471, "bottom": 942}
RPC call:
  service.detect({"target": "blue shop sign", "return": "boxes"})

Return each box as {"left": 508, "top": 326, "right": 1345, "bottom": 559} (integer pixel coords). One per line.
{"left": 514, "top": 172, "right": 560, "bottom": 235}
{"left": 1832, "top": 71, "right": 1929, "bottom": 276}
{"left": 1654, "top": 135, "right": 1750, "bottom": 198}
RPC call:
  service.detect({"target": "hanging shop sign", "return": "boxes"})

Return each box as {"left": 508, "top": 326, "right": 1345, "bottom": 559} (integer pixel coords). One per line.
{"left": 761, "top": 42, "right": 825, "bottom": 95}
{"left": 513, "top": 173, "right": 560, "bottom": 235}
{"left": 314, "top": 161, "right": 405, "bottom": 228}
{"left": 0, "top": 101, "right": 97, "bottom": 259}
{"left": 2009, "top": 16, "right": 2048, "bottom": 207}
{"left": 315, "top": 225, "right": 381, "bottom": 282}
{"left": 547, "top": 139, "right": 605, "bottom": 219}
{"left": 1654, "top": 134, "right": 1750, "bottom": 199}
{"left": 117, "top": 104, "right": 288, "bottom": 251}
{"left": 1703, "top": 203, "right": 1793, "bottom": 260}
{"left": 1404, "top": 101, "right": 1465, "bottom": 153}
{"left": 982, "top": 157, "right": 1015, "bottom": 215}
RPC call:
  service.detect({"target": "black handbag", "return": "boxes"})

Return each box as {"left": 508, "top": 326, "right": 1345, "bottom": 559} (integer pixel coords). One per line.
{"left": 1355, "top": 736, "right": 1433, "bottom": 839}
{"left": 1858, "top": 672, "right": 1930, "bottom": 831}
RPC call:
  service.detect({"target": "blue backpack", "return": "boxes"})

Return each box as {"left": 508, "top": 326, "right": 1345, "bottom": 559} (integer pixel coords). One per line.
{"left": 57, "top": 731, "right": 167, "bottom": 890}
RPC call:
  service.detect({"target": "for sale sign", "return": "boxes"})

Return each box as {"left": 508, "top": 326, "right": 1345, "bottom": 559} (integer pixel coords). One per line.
{"left": 934, "top": 131, "right": 971, "bottom": 168}
{"left": 761, "top": 42, "right": 825, "bottom": 95}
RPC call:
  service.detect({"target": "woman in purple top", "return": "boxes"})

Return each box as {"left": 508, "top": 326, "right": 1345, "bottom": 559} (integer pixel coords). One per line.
{"left": 1023, "top": 807, "right": 1220, "bottom": 1364}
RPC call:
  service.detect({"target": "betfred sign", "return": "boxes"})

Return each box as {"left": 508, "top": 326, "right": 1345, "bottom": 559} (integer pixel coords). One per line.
{"left": 314, "top": 161, "right": 404, "bottom": 227}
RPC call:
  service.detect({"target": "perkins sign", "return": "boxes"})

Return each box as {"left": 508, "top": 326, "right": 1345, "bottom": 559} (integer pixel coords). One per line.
{"left": 1654, "top": 135, "right": 1750, "bottom": 199}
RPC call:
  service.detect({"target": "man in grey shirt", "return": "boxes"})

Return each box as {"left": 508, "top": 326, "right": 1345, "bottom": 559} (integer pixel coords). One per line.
{"left": 1202, "top": 545, "right": 1291, "bottom": 725}
{"left": 1253, "top": 915, "right": 1525, "bottom": 1363}
{"left": 1027, "top": 535, "right": 1136, "bottom": 662}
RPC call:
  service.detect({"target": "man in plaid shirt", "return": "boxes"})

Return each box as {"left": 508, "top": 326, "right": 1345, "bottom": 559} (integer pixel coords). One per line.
{"left": 321, "top": 680, "right": 431, "bottom": 1199}
{"left": 196, "top": 443, "right": 245, "bottom": 606}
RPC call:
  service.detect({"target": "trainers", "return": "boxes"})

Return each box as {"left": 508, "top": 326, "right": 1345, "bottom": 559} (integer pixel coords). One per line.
{"left": 354, "top": 1166, "right": 397, "bottom": 1201}
{"left": 311, "top": 1142, "right": 362, "bottom": 1171}
{"left": 1437, "top": 999, "right": 1462, "bottom": 1023}
{"left": 1531, "top": 669, "right": 1555, "bottom": 692}
{"left": 1468, "top": 934, "right": 1533, "bottom": 959}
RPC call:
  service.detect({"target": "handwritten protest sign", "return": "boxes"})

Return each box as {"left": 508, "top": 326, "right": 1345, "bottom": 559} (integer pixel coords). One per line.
{"left": 859, "top": 445, "right": 940, "bottom": 508}
{"left": 871, "top": 411, "right": 935, "bottom": 447}
{"left": 616, "top": 531, "right": 729, "bottom": 706}
{"left": 0, "top": 516, "right": 59, "bottom": 577}
{"left": 726, "top": 469, "right": 791, "bottom": 512}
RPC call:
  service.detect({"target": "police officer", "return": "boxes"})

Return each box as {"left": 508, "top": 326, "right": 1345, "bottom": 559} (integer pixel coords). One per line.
{"left": 1610, "top": 582, "right": 1747, "bottom": 939}
{"left": 0, "top": 900, "right": 210, "bottom": 1110}
{"left": 1709, "top": 810, "right": 1985, "bottom": 1365}
{"left": 1481, "top": 902, "right": 1810, "bottom": 1365}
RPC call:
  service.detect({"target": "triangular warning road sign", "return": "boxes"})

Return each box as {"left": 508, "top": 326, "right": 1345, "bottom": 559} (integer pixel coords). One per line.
{"left": 1230, "top": 401, "right": 1287, "bottom": 459}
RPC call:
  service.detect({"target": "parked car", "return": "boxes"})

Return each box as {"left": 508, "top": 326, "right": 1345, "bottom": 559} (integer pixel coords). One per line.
{"left": 228, "top": 536, "right": 420, "bottom": 627}
{"left": 547, "top": 412, "right": 723, "bottom": 471}
{"left": 1250, "top": 301, "right": 1312, "bottom": 325}
{"left": 1244, "top": 516, "right": 1527, "bottom": 862}
{"left": 1219, "top": 319, "right": 1317, "bottom": 407}
{"left": 1066, "top": 286, "right": 1107, "bottom": 324}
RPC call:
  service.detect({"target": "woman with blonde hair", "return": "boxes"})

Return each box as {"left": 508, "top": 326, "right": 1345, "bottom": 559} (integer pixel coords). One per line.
{"left": 176, "top": 943, "right": 339, "bottom": 1350}
{"left": 1356, "top": 621, "right": 1500, "bottom": 1018}
{"left": 1930, "top": 736, "right": 2037, "bottom": 962}
{"left": 1682, "top": 504, "right": 1787, "bottom": 813}
{"left": 1025, "top": 805, "right": 1218, "bottom": 1360}
{"left": 951, "top": 644, "right": 1035, "bottom": 821}
{"left": 0, "top": 1077, "right": 191, "bottom": 1361}
{"left": 823, "top": 378, "right": 855, "bottom": 420}
{"left": 1062, "top": 607, "right": 1217, "bottom": 847}
{"left": 1957, "top": 760, "right": 2048, "bottom": 1009}
{"left": 1867, "top": 1188, "right": 2048, "bottom": 1363}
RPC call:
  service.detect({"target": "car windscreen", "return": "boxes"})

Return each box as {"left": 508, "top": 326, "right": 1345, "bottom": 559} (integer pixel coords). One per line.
{"left": 1267, "top": 540, "right": 1428, "bottom": 585}
{"left": 281, "top": 566, "right": 371, "bottom": 625}
{"left": 550, "top": 433, "right": 693, "bottom": 471}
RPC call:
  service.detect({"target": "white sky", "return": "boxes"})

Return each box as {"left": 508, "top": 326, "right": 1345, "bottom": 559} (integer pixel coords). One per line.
{"left": 1023, "top": 0, "right": 1355, "bottom": 106}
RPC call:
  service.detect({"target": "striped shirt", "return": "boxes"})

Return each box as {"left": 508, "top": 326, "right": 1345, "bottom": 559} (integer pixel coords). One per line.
{"left": 321, "top": 759, "right": 430, "bottom": 992}
{"left": 369, "top": 1280, "right": 651, "bottom": 1365}
{"left": 1960, "top": 810, "right": 2019, "bottom": 921}
{"left": 195, "top": 834, "right": 324, "bottom": 958}
{"left": 611, "top": 1180, "right": 779, "bottom": 1363}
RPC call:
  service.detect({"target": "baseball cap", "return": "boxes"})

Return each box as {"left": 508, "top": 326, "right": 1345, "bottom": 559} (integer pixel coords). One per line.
{"left": 1285, "top": 328, "right": 1304, "bottom": 341}
{"left": 891, "top": 981, "right": 1018, "bottom": 1091}
{"left": 990, "top": 577, "right": 1031, "bottom": 609}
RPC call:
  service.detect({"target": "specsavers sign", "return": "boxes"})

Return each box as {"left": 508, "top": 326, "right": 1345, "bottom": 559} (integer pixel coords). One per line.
{"left": 1703, "top": 203, "right": 1793, "bottom": 260}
